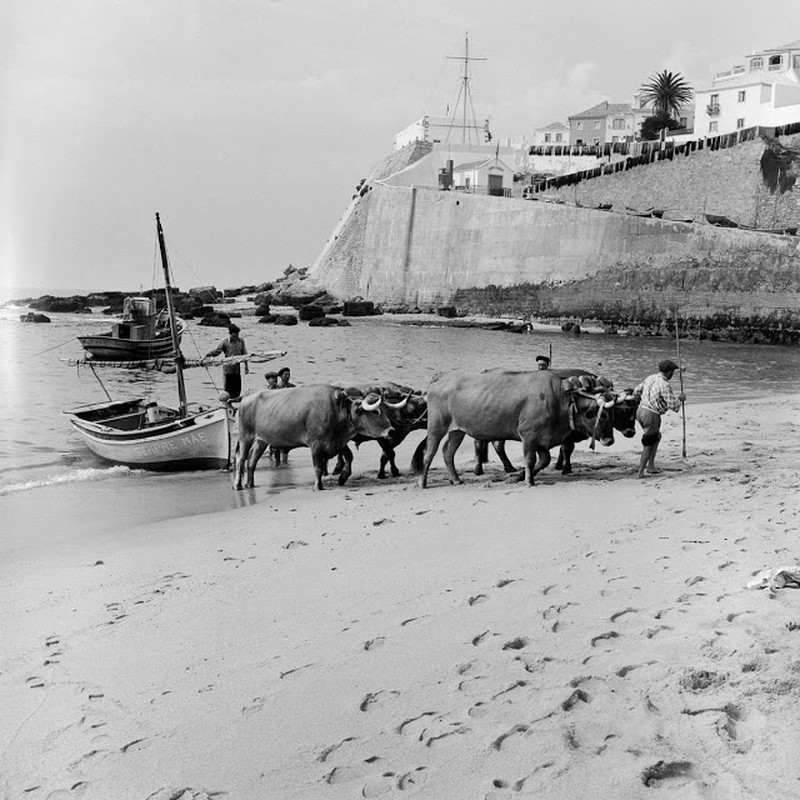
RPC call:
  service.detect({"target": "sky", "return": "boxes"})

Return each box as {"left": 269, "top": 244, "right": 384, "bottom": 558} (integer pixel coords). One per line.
{"left": 2, "top": 0, "right": 798, "bottom": 296}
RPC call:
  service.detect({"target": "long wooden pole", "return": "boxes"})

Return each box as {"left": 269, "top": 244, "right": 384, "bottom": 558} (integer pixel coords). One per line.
{"left": 674, "top": 308, "right": 687, "bottom": 458}
{"left": 156, "top": 212, "right": 188, "bottom": 417}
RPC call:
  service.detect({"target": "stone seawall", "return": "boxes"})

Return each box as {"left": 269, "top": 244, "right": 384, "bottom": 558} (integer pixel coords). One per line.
{"left": 310, "top": 135, "right": 800, "bottom": 342}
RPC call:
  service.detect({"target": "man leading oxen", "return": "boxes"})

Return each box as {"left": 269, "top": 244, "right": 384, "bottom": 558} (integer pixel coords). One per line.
{"left": 473, "top": 369, "right": 639, "bottom": 476}
{"left": 332, "top": 382, "right": 428, "bottom": 479}
{"left": 233, "top": 385, "right": 396, "bottom": 491}
{"left": 414, "top": 369, "right": 618, "bottom": 488}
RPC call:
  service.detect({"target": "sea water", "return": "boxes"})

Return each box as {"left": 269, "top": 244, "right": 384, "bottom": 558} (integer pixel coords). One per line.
{"left": 2, "top": 301, "right": 799, "bottom": 531}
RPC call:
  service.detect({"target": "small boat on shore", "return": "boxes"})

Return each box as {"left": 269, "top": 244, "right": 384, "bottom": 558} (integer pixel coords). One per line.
{"left": 705, "top": 213, "right": 739, "bottom": 228}
{"left": 65, "top": 213, "right": 282, "bottom": 471}
{"left": 77, "top": 296, "right": 184, "bottom": 360}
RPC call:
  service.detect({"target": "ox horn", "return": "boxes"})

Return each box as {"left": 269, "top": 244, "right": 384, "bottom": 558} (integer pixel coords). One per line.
{"left": 360, "top": 393, "right": 382, "bottom": 411}
{"left": 383, "top": 391, "right": 411, "bottom": 409}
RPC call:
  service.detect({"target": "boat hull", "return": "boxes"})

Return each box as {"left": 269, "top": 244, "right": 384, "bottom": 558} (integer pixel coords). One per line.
{"left": 77, "top": 333, "right": 178, "bottom": 361}
{"left": 65, "top": 400, "right": 231, "bottom": 470}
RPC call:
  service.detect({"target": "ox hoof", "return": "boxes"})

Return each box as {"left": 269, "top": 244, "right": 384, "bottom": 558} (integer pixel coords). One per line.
{"left": 474, "top": 466, "right": 484, "bottom": 476}
{"left": 377, "top": 473, "right": 388, "bottom": 480}
{"left": 390, "top": 468, "right": 401, "bottom": 478}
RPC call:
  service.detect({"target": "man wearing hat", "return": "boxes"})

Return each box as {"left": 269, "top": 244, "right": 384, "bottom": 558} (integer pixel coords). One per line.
{"left": 632, "top": 359, "right": 686, "bottom": 478}
{"left": 206, "top": 323, "right": 248, "bottom": 400}
{"left": 535, "top": 354, "right": 551, "bottom": 370}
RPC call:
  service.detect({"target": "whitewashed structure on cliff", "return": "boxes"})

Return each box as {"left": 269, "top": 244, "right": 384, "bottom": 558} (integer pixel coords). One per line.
{"left": 694, "top": 39, "right": 800, "bottom": 137}
{"left": 393, "top": 115, "right": 492, "bottom": 151}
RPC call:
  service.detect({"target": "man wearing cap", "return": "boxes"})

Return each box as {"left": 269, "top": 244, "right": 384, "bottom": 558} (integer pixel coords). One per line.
{"left": 206, "top": 323, "right": 248, "bottom": 400}
{"left": 535, "top": 355, "right": 551, "bottom": 370}
{"left": 632, "top": 359, "right": 686, "bottom": 478}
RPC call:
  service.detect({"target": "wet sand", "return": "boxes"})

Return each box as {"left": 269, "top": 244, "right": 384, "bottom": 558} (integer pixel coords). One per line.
{"left": 2, "top": 395, "right": 799, "bottom": 799}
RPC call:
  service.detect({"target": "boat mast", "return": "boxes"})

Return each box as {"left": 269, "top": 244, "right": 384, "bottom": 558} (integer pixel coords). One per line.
{"left": 446, "top": 33, "right": 486, "bottom": 145}
{"left": 155, "top": 212, "right": 188, "bottom": 416}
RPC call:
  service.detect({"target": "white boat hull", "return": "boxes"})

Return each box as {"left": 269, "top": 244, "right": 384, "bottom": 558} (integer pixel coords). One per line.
{"left": 65, "top": 400, "right": 231, "bottom": 471}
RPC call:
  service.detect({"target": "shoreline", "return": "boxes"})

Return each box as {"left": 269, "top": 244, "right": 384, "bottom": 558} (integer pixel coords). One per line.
{"left": 3, "top": 393, "right": 800, "bottom": 798}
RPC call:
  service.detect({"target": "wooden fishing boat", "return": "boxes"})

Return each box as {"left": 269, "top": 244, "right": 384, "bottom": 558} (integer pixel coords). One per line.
{"left": 65, "top": 213, "right": 282, "bottom": 471}
{"left": 77, "top": 296, "right": 184, "bottom": 360}
{"left": 705, "top": 213, "right": 738, "bottom": 228}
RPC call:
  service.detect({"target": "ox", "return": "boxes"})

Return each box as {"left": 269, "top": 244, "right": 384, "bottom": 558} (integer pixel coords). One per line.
{"left": 473, "top": 369, "right": 639, "bottom": 476}
{"left": 332, "top": 383, "right": 428, "bottom": 479}
{"left": 233, "top": 385, "right": 395, "bottom": 490}
{"left": 414, "top": 369, "right": 617, "bottom": 488}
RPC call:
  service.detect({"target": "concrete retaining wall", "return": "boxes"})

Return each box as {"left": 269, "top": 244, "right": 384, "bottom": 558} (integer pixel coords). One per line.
{"left": 310, "top": 134, "right": 800, "bottom": 341}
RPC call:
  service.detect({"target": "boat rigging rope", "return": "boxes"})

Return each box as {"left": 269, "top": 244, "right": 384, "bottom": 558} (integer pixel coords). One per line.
{"left": 32, "top": 337, "right": 78, "bottom": 358}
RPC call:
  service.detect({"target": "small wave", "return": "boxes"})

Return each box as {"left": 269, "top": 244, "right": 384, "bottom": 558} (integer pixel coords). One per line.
{"left": 0, "top": 465, "right": 142, "bottom": 496}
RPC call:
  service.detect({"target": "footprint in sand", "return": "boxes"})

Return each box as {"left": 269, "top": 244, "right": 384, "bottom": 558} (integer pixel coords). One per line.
{"left": 468, "top": 594, "right": 488, "bottom": 606}
{"left": 242, "top": 696, "right": 266, "bottom": 715}
{"left": 360, "top": 690, "right": 401, "bottom": 712}
{"left": 317, "top": 736, "right": 356, "bottom": 763}
{"left": 42, "top": 780, "right": 90, "bottom": 799}
{"left": 364, "top": 636, "right": 386, "bottom": 651}
{"left": 471, "top": 630, "right": 492, "bottom": 646}
{"left": 590, "top": 631, "right": 620, "bottom": 648}
{"left": 641, "top": 760, "right": 694, "bottom": 787}
{"left": 397, "top": 767, "right": 427, "bottom": 791}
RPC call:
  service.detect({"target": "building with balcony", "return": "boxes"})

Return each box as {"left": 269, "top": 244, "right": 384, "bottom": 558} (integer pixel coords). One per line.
{"left": 568, "top": 101, "right": 635, "bottom": 146}
{"left": 694, "top": 39, "right": 800, "bottom": 137}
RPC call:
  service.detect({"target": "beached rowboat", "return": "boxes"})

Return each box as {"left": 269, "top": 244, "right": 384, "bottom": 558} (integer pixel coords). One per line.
{"left": 65, "top": 397, "right": 231, "bottom": 470}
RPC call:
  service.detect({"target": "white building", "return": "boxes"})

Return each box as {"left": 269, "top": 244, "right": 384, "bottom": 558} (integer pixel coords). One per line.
{"left": 394, "top": 116, "right": 492, "bottom": 151}
{"left": 529, "top": 121, "right": 570, "bottom": 147}
{"left": 694, "top": 39, "right": 800, "bottom": 137}
{"left": 451, "top": 155, "right": 517, "bottom": 196}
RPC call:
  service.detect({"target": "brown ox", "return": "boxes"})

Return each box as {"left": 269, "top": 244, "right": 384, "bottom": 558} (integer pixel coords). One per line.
{"left": 473, "top": 368, "right": 639, "bottom": 476}
{"left": 414, "top": 369, "right": 616, "bottom": 488}
{"left": 332, "top": 383, "right": 427, "bottom": 479}
{"left": 233, "top": 385, "right": 395, "bottom": 490}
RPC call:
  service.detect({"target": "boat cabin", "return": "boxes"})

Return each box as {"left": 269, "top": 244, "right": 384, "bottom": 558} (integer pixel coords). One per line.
{"left": 112, "top": 297, "right": 164, "bottom": 340}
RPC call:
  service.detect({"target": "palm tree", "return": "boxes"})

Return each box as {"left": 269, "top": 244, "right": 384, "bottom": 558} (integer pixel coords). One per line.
{"left": 639, "top": 70, "right": 693, "bottom": 120}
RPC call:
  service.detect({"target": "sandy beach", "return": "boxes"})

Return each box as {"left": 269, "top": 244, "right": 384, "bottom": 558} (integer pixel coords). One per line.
{"left": 2, "top": 394, "right": 800, "bottom": 800}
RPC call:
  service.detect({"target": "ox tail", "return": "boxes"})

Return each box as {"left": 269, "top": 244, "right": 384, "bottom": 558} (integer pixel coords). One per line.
{"left": 410, "top": 437, "right": 426, "bottom": 475}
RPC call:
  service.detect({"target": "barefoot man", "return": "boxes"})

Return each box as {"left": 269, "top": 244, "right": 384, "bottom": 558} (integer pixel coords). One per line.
{"left": 632, "top": 359, "right": 686, "bottom": 478}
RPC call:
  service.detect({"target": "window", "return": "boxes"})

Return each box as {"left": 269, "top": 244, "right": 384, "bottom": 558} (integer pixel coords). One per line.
{"left": 680, "top": 117, "right": 688, "bottom": 128}
{"left": 544, "top": 133, "right": 551, "bottom": 143}
{"left": 769, "top": 55, "right": 783, "bottom": 70}
{"left": 555, "top": 133, "right": 562, "bottom": 142}
{"left": 709, "top": 121, "right": 718, "bottom": 133}
{"left": 750, "top": 57, "right": 763, "bottom": 70}
{"left": 710, "top": 93, "right": 719, "bottom": 104}
{"left": 737, "top": 118, "right": 745, "bottom": 129}
{"left": 794, "top": 54, "right": 800, "bottom": 68}
{"left": 612, "top": 118, "right": 625, "bottom": 130}
{"left": 594, "top": 120, "right": 601, "bottom": 129}
{"left": 577, "top": 122, "right": 583, "bottom": 130}
{"left": 738, "top": 90, "right": 746, "bottom": 102}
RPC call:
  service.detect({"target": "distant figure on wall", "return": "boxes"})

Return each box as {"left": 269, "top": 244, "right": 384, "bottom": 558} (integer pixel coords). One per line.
{"left": 206, "top": 324, "right": 248, "bottom": 400}
{"left": 535, "top": 354, "right": 551, "bottom": 370}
